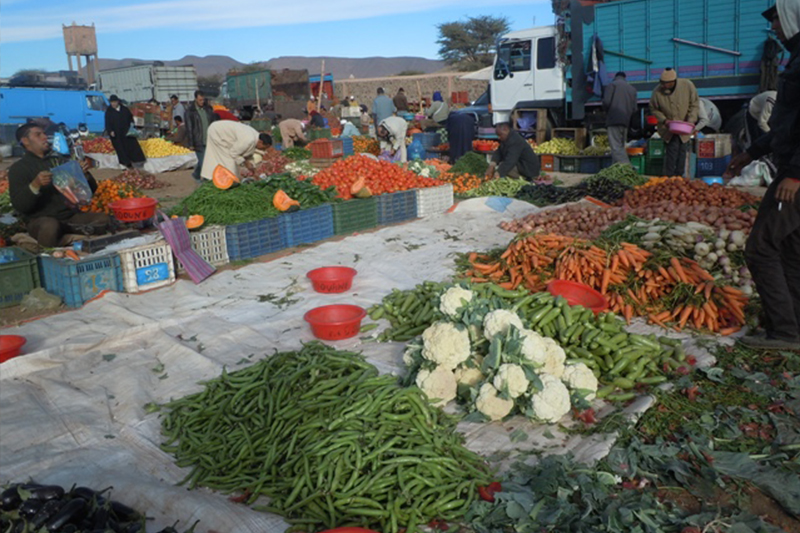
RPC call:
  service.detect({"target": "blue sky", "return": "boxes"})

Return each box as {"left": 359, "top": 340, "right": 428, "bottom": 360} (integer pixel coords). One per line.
{"left": 0, "top": 0, "right": 554, "bottom": 77}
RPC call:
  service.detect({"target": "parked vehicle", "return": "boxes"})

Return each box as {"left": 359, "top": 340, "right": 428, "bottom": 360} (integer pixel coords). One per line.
{"left": 0, "top": 87, "right": 109, "bottom": 138}
{"left": 98, "top": 64, "right": 197, "bottom": 104}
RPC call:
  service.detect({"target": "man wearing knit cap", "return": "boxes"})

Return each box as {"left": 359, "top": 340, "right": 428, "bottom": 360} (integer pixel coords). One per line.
{"left": 726, "top": 0, "right": 800, "bottom": 350}
{"left": 649, "top": 67, "right": 699, "bottom": 176}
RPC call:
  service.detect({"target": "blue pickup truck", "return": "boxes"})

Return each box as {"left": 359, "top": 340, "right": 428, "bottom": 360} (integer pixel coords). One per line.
{"left": 0, "top": 87, "right": 109, "bottom": 141}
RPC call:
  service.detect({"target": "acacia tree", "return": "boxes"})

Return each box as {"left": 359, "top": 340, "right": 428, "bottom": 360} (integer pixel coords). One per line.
{"left": 437, "top": 16, "right": 510, "bottom": 71}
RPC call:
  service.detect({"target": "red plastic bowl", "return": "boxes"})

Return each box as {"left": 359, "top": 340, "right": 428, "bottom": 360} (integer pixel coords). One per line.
{"left": 304, "top": 305, "right": 366, "bottom": 341}
{"left": 0, "top": 335, "right": 26, "bottom": 363}
{"left": 668, "top": 120, "right": 694, "bottom": 135}
{"left": 109, "top": 197, "right": 158, "bottom": 222}
{"left": 547, "top": 280, "right": 609, "bottom": 314}
{"left": 307, "top": 267, "right": 358, "bottom": 293}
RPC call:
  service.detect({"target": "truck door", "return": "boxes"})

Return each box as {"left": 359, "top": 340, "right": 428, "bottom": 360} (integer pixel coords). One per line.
{"left": 533, "top": 36, "right": 563, "bottom": 104}
{"left": 492, "top": 39, "right": 534, "bottom": 121}
{"left": 84, "top": 94, "right": 108, "bottom": 133}
{"left": 44, "top": 91, "right": 82, "bottom": 128}
{"left": 1, "top": 89, "right": 46, "bottom": 122}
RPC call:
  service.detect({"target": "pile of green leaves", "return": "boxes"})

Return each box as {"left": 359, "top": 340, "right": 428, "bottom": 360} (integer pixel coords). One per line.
{"left": 170, "top": 175, "right": 337, "bottom": 225}
{"left": 282, "top": 147, "right": 312, "bottom": 161}
{"left": 0, "top": 192, "right": 11, "bottom": 215}
{"left": 449, "top": 152, "right": 489, "bottom": 177}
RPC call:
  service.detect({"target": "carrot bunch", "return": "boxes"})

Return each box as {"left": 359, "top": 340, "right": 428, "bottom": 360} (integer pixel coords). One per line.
{"left": 424, "top": 159, "right": 452, "bottom": 173}
{"left": 636, "top": 176, "right": 673, "bottom": 189}
{"left": 438, "top": 172, "right": 489, "bottom": 194}
{"left": 463, "top": 234, "right": 748, "bottom": 335}
{"left": 81, "top": 180, "right": 142, "bottom": 214}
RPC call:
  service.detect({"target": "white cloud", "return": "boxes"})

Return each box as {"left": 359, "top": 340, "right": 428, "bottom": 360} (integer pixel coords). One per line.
{"left": 0, "top": 0, "right": 541, "bottom": 43}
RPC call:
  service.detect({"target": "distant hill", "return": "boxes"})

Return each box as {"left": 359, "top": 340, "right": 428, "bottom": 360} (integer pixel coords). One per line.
{"left": 91, "top": 55, "right": 445, "bottom": 79}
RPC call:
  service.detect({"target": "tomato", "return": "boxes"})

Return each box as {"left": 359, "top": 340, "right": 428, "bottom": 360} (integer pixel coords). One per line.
{"left": 477, "top": 481, "right": 502, "bottom": 502}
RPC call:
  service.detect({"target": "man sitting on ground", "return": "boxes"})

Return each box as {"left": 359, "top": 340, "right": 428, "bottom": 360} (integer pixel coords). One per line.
{"left": 9, "top": 123, "right": 109, "bottom": 247}
{"left": 485, "top": 123, "right": 540, "bottom": 181}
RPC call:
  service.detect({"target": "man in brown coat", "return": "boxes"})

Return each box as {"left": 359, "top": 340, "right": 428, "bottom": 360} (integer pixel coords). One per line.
{"left": 393, "top": 88, "right": 409, "bottom": 112}
{"left": 649, "top": 68, "right": 699, "bottom": 177}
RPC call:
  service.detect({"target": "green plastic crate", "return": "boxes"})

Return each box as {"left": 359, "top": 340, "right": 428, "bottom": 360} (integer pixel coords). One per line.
{"left": 630, "top": 155, "right": 645, "bottom": 175}
{"left": 332, "top": 199, "right": 378, "bottom": 235}
{"left": 647, "top": 139, "right": 665, "bottom": 158}
{"left": 645, "top": 157, "right": 665, "bottom": 176}
{"left": 559, "top": 157, "right": 580, "bottom": 173}
{"left": 0, "top": 247, "right": 40, "bottom": 308}
{"left": 307, "top": 128, "right": 332, "bottom": 141}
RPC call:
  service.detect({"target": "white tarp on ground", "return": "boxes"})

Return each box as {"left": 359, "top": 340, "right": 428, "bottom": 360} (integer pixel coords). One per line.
{"left": 0, "top": 198, "right": 718, "bottom": 532}
{"left": 86, "top": 153, "right": 197, "bottom": 173}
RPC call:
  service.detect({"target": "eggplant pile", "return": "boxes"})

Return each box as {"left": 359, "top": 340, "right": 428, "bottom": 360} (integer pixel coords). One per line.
{"left": 0, "top": 483, "right": 196, "bottom": 533}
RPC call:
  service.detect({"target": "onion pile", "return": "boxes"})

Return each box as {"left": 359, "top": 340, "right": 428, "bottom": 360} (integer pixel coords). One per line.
{"left": 112, "top": 168, "right": 165, "bottom": 190}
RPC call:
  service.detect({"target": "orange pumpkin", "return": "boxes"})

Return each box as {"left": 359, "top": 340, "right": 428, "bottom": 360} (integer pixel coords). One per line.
{"left": 273, "top": 190, "right": 300, "bottom": 212}
{"left": 407, "top": 128, "right": 423, "bottom": 135}
{"left": 186, "top": 215, "right": 205, "bottom": 230}
{"left": 212, "top": 165, "right": 238, "bottom": 190}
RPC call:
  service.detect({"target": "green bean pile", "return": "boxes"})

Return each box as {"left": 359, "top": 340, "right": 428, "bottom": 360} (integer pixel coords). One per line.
{"left": 158, "top": 342, "right": 492, "bottom": 533}
{"left": 170, "top": 176, "right": 337, "bottom": 225}
{"left": 462, "top": 177, "right": 529, "bottom": 198}
{"left": 368, "top": 282, "right": 447, "bottom": 342}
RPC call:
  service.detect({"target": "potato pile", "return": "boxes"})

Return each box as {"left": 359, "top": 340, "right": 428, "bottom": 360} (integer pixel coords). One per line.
{"left": 500, "top": 202, "right": 758, "bottom": 239}
{"left": 622, "top": 178, "right": 759, "bottom": 209}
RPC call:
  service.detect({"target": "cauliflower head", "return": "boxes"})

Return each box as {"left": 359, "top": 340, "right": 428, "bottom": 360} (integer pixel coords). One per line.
{"left": 421, "top": 322, "right": 471, "bottom": 370}
{"left": 415, "top": 366, "right": 457, "bottom": 407}
{"left": 529, "top": 374, "right": 571, "bottom": 423}
{"left": 455, "top": 358, "right": 484, "bottom": 387}
{"left": 493, "top": 363, "right": 530, "bottom": 399}
{"left": 562, "top": 362, "right": 599, "bottom": 401}
{"left": 483, "top": 310, "right": 524, "bottom": 341}
{"left": 523, "top": 335, "right": 566, "bottom": 378}
{"left": 475, "top": 383, "right": 514, "bottom": 421}
{"left": 439, "top": 287, "right": 475, "bottom": 318}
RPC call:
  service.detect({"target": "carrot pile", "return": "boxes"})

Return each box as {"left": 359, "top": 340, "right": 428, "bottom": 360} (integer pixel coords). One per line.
{"left": 636, "top": 176, "right": 674, "bottom": 189}
{"left": 424, "top": 159, "right": 452, "bottom": 173}
{"left": 81, "top": 180, "right": 142, "bottom": 214}
{"left": 464, "top": 234, "right": 747, "bottom": 334}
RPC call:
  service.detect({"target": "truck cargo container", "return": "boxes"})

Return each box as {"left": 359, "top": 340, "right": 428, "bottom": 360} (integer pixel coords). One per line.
{"left": 225, "top": 70, "right": 272, "bottom": 108}
{"left": 98, "top": 64, "right": 197, "bottom": 104}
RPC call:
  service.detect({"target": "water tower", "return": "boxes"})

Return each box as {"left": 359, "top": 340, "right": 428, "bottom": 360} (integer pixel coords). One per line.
{"left": 63, "top": 23, "right": 98, "bottom": 84}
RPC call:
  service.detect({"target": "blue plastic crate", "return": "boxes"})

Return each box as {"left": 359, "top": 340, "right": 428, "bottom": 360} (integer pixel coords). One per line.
{"left": 39, "top": 254, "right": 124, "bottom": 307}
{"left": 225, "top": 217, "right": 285, "bottom": 261}
{"left": 376, "top": 190, "right": 418, "bottom": 225}
{"left": 600, "top": 156, "right": 613, "bottom": 169}
{"left": 279, "top": 204, "right": 334, "bottom": 247}
{"left": 341, "top": 137, "right": 354, "bottom": 156}
{"left": 412, "top": 132, "right": 441, "bottom": 150}
{"left": 696, "top": 155, "right": 731, "bottom": 178}
{"left": 0, "top": 247, "right": 40, "bottom": 308}
{"left": 579, "top": 156, "right": 601, "bottom": 174}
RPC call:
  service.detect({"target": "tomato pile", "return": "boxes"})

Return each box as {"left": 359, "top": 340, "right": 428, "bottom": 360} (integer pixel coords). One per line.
{"left": 82, "top": 137, "right": 115, "bottom": 154}
{"left": 438, "top": 172, "right": 490, "bottom": 194}
{"left": 312, "top": 155, "right": 445, "bottom": 200}
{"left": 473, "top": 140, "right": 499, "bottom": 152}
{"left": 81, "top": 180, "right": 143, "bottom": 214}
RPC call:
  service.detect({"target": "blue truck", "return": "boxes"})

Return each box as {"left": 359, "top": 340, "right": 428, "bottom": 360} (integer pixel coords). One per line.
{"left": 490, "top": 0, "right": 778, "bottom": 131}
{"left": 0, "top": 87, "right": 109, "bottom": 142}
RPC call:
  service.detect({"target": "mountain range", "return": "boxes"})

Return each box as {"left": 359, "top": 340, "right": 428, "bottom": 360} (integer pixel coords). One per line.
{"left": 92, "top": 55, "right": 447, "bottom": 79}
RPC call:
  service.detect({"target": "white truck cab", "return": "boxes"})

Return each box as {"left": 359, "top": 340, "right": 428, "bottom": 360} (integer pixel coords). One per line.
{"left": 490, "top": 26, "right": 565, "bottom": 124}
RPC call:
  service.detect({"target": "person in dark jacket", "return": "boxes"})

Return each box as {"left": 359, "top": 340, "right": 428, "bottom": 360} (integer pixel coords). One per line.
{"left": 602, "top": 71, "right": 638, "bottom": 165}
{"left": 8, "top": 123, "right": 109, "bottom": 247}
{"left": 184, "top": 90, "right": 216, "bottom": 182}
{"left": 447, "top": 112, "right": 475, "bottom": 163}
{"left": 485, "top": 123, "right": 540, "bottom": 180}
{"left": 393, "top": 88, "right": 409, "bottom": 112}
{"left": 167, "top": 116, "right": 189, "bottom": 148}
{"left": 726, "top": 0, "right": 800, "bottom": 350}
{"left": 105, "top": 95, "right": 146, "bottom": 169}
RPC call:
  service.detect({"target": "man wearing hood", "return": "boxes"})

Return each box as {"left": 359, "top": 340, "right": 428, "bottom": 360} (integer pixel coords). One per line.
{"left": 649, "top": 68, "right": 700, "bottom": 177}
{"left": 727, "top": 0, "right": 800, "bottom": 350}
{"left": 377, "top": 116, "right": 408, "bottom": 163}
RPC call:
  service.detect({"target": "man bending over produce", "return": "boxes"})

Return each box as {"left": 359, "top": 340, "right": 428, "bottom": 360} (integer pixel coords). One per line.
{"left": 726, "top": 0, "right": 800, "bottom": 350}
{"left": 486, "top": 123, "right": 540, "bottom": 180}
{"left": 278, "top": 118, "right": 307, "bottom": 149}
{"left": 8, "top": 123, "right": 109, "bottom": 247}
{"left": 200, "top": 121, "right": 272, "bottom": 182}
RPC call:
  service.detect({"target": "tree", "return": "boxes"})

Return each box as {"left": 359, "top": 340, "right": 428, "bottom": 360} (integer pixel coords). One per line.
{"left": 395, "top": 70, "right": 425, "bottom": 77}
{"left": 13, "top": 69, "right": 47, "bottom": 76}
{"left": 437, "top": 16, "right": 510, "bottom": 71}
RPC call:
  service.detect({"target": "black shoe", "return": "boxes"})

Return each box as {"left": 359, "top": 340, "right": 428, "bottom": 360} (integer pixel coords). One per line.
{"left": 739, "top": 335, "right": 800, "bottom": 351}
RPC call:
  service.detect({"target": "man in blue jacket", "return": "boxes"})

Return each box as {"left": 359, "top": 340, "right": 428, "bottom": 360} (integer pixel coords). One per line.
{"left": 727, "top": 0, "right": 800, "bottom": 349}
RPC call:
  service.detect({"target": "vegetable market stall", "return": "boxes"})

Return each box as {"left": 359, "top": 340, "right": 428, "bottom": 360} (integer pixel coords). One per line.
{"left": 0, "top": 199, "right": 679, "bottom": 532}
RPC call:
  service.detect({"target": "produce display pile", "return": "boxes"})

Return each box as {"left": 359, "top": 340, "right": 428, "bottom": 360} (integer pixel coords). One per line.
{"left": 0, "top": 191, "right": 10, "bottom": 215}
{"left": 282, "top": 147, "right": 312, "bottom": 161}
{"left": 621, "top": 178, "right": 759, "bottom": 209}
{"left": 0, "top": 482, "right": 197, "bottom": 533}
{"left": 472, "top": 140, "right": 499, "bottom": 152}
{"left": 157, "top": 343, "right": 491, "bottom": 533}
{"left": 448, "top": 152, "right": 489, "bottom": 177}
{"left": 311, "top": 155, "right": 444, "bottom": 200}
{"left": 368, "top": 281, "right": 682, "bottom": 405}
{"left": 0, "top": 178, "right": 8, "bottom": 195}
{"left": 352, "top": 136, "right": 381, "bottom": 155}
{"left": 139, "top": 138, "right": 193, "bottom": 158}
{"left": 81, "top": 137, "right": 114, "bottom": 154}
{"left": 515, "top": 164, "right": 648, "bottom": 207}
{"left": 462, "top": 177, "right": 528, "bottom": 198}
{"left": 112, "top": 168, "right": 165, "bottom": 190}
{"left": 533, "top": 138, "right": 581, "bottom": 156}
{"left": 286, "top": 160, "right": 319, "bottom": 179}
{"left": 242, "top": 149, "right": 290, "bottom": 177}
{"left": 171, "top": 175, "right": 337, "bottom": 225}
{"left": 463, "top": 234, "right": 748, "bottom": 333}
{"left": 81, "top": 180, "right": 143, "bottom": 215}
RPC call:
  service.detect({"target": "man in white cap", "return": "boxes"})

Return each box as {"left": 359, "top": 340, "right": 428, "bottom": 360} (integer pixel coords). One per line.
{"left": 726, "top": 0, "right": 800, "bottom": 350}
{"left": 649, "top": 67, "right": 699, "bottom": 176}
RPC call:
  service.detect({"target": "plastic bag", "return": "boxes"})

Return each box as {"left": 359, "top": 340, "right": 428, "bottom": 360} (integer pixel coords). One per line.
{"left": 20, "top": 288, "right": 62, "bottom": 312}
{"left": 52, "top": 131, "right": 70, "bottom": 155}
{"left": 730, "top": 160, "right": 771, "bottom": 187}
{"left": 51, "top": 160, "right": 93, "bottom": 207}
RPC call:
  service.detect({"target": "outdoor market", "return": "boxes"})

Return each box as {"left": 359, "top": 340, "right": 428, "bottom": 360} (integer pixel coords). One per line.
{"left": 1, "top": 1, "right": 800, "bottom": 532}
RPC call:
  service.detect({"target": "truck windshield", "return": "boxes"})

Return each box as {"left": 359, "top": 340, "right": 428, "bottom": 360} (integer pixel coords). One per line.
{"left": 497, "top": 40, "right": 532, "bottom": 74}
{"left": 86, "top": 95, "right": 106, "bottom": 111}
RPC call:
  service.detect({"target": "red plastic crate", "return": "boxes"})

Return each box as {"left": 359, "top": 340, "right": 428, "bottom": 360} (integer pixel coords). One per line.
{"left": 308, "top": 139, "right": 344, "bottom": 159}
